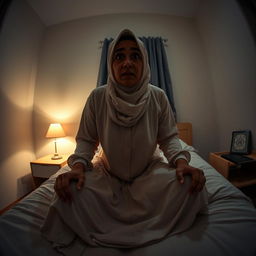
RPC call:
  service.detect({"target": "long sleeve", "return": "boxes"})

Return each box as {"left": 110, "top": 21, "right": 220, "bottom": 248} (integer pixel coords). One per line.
{"left": 157, "top": 91, "right": 190, "bottom": 167}
{"left": 67, "top": 91, "right": 99, "bottom": 168}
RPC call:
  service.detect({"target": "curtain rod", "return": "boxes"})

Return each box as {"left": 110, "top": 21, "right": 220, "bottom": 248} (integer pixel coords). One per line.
{"left": 99, "top": 38, "right": 168, "bottom": 47}
{"left": 99, "top": 38, "right": 168, "bottom": 44}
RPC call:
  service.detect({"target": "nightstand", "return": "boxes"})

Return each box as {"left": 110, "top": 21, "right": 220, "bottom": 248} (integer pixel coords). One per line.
{"left": 209, "top": 152, "right": 256, "bottom": 188}
{"left": 30, "top": 154, "right": 69, "bottom": 187}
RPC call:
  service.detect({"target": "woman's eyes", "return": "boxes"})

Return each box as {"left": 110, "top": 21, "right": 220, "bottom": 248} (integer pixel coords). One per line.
{"left": 114, "top": 53, "right": 142, "bottom": 61}
{"left": 131, "top": 53, "right": 142, "bottom": 60}
{"left": 114, "top": 53, "right": 125, "bottom": 60}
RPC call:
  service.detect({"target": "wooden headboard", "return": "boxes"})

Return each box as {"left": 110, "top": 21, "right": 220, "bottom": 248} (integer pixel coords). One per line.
{"left": 177, "top": 122, "right": 192, "bottom": 146}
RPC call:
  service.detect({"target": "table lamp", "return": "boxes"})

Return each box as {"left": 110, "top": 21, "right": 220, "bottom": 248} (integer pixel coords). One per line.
{"left": 46, "top": 123, "right": 66, "bottom": 160}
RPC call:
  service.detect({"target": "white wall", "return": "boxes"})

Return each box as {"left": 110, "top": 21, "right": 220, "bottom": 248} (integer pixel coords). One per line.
{"left": 0, "top": 0, "right": 44, "bottom": 209}
{"left": 197, "top": 0, "right": 256, "bottom": 152}
{"left": 33, "top": 13, "right": 217, "bottom": 160}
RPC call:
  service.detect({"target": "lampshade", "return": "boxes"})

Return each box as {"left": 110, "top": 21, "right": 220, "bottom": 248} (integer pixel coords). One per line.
{"left": 46, "top": 123, "right": 66, "bottom": 138}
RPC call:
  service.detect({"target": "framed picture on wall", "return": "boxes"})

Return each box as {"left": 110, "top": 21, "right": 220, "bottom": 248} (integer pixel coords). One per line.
{"left": 230, "top": 130, "right": 252, "bottom": 155}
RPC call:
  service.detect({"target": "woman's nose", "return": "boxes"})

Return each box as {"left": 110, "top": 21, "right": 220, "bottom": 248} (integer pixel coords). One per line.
{"left": 122, "top": 57, "right": 132, "bottom": 67}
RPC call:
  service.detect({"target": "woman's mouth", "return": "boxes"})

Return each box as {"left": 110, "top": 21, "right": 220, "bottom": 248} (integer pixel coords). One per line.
{"left": 121, "top": 72, "right": 135, "bottom": 77}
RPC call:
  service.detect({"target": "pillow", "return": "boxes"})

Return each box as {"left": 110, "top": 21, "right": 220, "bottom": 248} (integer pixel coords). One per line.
{"left": 179, "top": 139, "right": 198, "bottom": 153}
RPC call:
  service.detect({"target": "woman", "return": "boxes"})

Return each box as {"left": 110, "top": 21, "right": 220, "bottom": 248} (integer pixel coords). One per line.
{"left": 42, "top": 29, "right": 207, "bottom": 253}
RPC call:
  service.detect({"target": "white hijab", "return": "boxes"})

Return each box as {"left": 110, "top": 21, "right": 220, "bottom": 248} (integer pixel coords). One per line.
{"left": 106, "top": 29, "right": 151, "bottom": 127}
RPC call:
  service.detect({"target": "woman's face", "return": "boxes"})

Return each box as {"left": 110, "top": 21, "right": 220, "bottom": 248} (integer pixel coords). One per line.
{"left": 111, "top": 40, "right": 143, "bottom": 87}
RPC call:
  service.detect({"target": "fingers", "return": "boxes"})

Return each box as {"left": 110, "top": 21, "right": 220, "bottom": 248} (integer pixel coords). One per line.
{"left": 54, "top": 173, "right": 72, "bottom": 203}
{"left": 77, "top": 174, "right": 85, "bottom": 190}
{"left": 176, "top": 165, "right": 206, "bottom": 193}
{"left": 189, "top": 169, "right": 206, "bottom": 194}
{"left": 189, "top": 169, "right": 199, "bottom": 194}
{"left": 61, "top": 173, "right": 73, "bottom": 202}
{"left": 197, "top": 170, "right": 206, "bottom": 192}
{"left": 54, "top": 170, "right": 86, "bottom": 202}
{"left": 176, "top": 168, "right": 184, "bottom": 184}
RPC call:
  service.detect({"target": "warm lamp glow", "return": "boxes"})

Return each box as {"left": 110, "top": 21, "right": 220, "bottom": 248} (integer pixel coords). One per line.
{"left": 46, "top": 123, "right": 66, "bottom": 160}
{"left": 46, "top": 123, "right": 66, "bottom": 138}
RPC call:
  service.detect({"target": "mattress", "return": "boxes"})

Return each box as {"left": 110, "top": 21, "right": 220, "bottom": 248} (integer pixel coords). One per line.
{"left": 0, "top": 140, "right": 256, "bottom": 256}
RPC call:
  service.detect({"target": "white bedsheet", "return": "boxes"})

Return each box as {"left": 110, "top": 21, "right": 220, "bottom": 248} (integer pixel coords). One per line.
{"left": 1, "top": 141, "right": 256, "bottom": 256}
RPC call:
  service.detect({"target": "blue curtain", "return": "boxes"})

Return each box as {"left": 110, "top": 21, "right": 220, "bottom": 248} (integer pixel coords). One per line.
{"left": 97, "top": 37, "right": 177, "bottom": 118}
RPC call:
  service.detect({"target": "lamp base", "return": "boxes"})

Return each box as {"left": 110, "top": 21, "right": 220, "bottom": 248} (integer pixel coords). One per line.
{"left": 51, "top": 154, "right": 63, "bottom": 160}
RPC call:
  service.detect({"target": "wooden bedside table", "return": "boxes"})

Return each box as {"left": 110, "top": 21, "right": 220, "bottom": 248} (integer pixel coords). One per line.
{"left": 209, "top": 152, "right": 256, "bottom": 188}
{"left": 30, "top": 154, "right": 69, "bottom": 187}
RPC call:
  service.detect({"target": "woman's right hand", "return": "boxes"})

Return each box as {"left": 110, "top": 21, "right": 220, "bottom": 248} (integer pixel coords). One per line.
{"left": 54, "top": 163, "right": 86, "bottom": 202}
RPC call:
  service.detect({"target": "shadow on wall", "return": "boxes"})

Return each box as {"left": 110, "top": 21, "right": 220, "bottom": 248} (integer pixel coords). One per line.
{"left": 0, "top": 90, "right": 35, "bottom": 162}
{"left": 0, "top": 91, "right": 36, "bottom": 204}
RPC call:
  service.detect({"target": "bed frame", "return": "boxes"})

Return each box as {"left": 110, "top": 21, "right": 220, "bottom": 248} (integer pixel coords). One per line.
{"left": 177, "top": 122, "right": 192, "bottom": 146}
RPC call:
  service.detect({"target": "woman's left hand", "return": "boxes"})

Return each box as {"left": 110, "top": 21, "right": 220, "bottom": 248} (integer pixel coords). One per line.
{"left": 175, "top": 159, "right": 206, "bottom": 193}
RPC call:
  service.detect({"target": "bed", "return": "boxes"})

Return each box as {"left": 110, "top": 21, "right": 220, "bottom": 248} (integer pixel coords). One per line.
{"left": 1, "top": 123, "right": 256, "bottom": 256}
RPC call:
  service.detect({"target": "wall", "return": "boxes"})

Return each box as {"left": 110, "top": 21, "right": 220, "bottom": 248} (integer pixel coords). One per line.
{"left": 197, "top": 0, "right": 256, "bottom": 152}
{"left": 0, "top": 0, "right": 44, "bottom": 209}
{"left": 33, "top": 13, "right": 217, "bottom": 160}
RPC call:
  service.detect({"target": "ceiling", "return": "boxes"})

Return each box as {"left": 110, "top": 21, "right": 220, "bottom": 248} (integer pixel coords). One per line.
{"left": 26, "top": 0, "right": 202, "bottom": 26}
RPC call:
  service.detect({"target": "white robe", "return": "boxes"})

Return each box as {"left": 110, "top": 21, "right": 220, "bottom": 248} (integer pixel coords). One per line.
{"left": 41, "top": 85, "right": 208, "bottom": 254}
